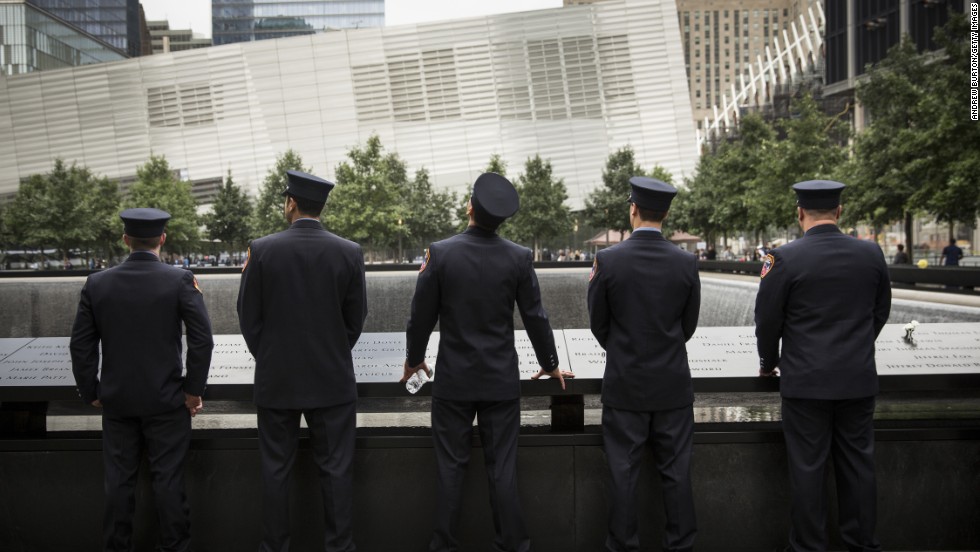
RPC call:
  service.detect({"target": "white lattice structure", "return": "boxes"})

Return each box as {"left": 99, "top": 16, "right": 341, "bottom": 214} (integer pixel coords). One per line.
{"left": 696, "top": 3, "right": 825, "bottom": 149}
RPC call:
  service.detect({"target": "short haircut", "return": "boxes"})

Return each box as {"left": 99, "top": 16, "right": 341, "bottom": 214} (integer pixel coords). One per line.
{"left": 128, "top": 235, "right": 162, "bottom": 250}
{"left": 288, "top": 193, "right": 325, "bottom": 217}
{"left": 897, "top": 244, "right": 905, "bottom": 251}
{"left": 802, "top": 207, "right": 839, "bottom": 219}
{"left": 636, "top": 206, "right": 667, "bottom": 223}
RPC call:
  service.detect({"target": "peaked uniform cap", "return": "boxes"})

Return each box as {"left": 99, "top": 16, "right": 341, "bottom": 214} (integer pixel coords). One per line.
{"left": 472, "top": 172, "right": 519, "bottom": 229}
{"left": 283, "top": 170, "right": 335, "bottom": 203}
{"left": 627, "top": 176, "right": 677, "bottom": 211}
{"left": 120, "top": 208, "right": 170, "bottom": 238}
{"left": 792, "top": 180, "right": 845, "bottom": 209}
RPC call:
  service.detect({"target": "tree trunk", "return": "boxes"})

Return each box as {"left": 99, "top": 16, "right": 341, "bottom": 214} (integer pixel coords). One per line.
{"left": 904, "top": 211, "right": 914, "bottom": 263}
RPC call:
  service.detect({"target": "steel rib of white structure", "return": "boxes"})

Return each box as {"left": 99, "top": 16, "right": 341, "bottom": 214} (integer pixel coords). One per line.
{"left": 695, "top": 4, "right": 826, "bottom": 149}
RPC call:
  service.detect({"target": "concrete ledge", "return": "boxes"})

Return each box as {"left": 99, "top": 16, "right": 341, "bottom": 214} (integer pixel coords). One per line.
{"left": 1, "top": 270, "right": 978, "bottom": 338}
{"left": 1, "top": 425, "right": 977, "bottom": 551}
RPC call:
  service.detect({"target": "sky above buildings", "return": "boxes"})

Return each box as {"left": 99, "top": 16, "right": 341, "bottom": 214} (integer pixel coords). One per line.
{"left": 140, "top": 0, "right": 563, "bottom": 39}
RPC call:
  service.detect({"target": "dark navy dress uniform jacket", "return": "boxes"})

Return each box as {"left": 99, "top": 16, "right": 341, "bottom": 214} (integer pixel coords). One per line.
{"left": 237, "top": 219, "right": 367, "bottom": 409}
{"left": 70, "top": 251, "right": 214, "bottom": 417}
{"left": 405, "top": 226, "right": 559, "bottom": 401}
{"left": 755, "top": 224, "right": 891, "bottom": 399}
{"left": 587, "top": 229, "right": 701, "bottom": 412}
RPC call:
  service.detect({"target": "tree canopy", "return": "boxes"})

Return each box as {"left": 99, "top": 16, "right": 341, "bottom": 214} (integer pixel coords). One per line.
{"left": 325, "top": 135, "right": 408, "bottom": 258}
{"left": 401, "top": 167, "right": 457, "bottom": 257}
{"left": 503, "top": 154, "right": 573, "bottom": 259}
{"left": 204, "top": 171, "right": 253, "bottom": 253}
{"left": 4, "top": 159, "right": 121, "bottom": 263}
{"left": 126, "top": 155, "right": 199, "bottom": 254}
{"left": 252, "top": 150, "right": 308, "bottom": 238}
{"left": 583, "top": 146, "right": 644, "bottom": 241}
{"left": 845, "top": 13, "right": 980, "bottom": 256}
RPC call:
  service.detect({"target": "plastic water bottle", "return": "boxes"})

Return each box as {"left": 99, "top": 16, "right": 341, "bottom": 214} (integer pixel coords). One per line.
{"left": 405, "top": 369, "right": 429, "bottom": 394}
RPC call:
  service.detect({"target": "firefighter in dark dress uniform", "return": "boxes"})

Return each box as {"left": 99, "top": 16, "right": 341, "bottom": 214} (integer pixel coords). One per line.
{"left": 237, "top": 170, "right": 367, "bottom": 552}
{"left": 587, "top": 177, "right": 701, "bottom": 552}
{"left": 70, "top": 207, "right": 214, "bottom": 552}
{"left": 755, "top": 180, "right": 891, "bottom": 552}
{"left": 402, "top": 172, "right": 572, "bottom": 552}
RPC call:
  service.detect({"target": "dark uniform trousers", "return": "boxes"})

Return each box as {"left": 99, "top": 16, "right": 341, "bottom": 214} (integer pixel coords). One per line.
{"left": 430, "top": 397, "right": 527, "bottom": 552}
{"left": 102, "top": 405, "right": 192, "bottom": 552}
{"left": 781, "top": 397, "right": 880, "bottom": 552}
{"left": 257, "top": 401, "right": 357, "bottom": 552}
{"left": 602, "top": 405, "right": 696, "bottom": 552}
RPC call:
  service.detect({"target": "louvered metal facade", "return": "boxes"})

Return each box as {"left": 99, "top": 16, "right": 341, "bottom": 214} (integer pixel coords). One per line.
{"left": 0, "top": 0, "right": 697, "bottom": 210}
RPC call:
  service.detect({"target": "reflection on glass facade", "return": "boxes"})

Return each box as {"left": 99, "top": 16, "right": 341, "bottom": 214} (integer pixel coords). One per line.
{"left": 27, "top": 0, "right": 142, "bottom": 56}
{"left": 0, "top": 2, "right": 126, "bottom": 75}
{"left": 213, "top": 0, "right": 384, "bottom": 45}
{"left": 0, "top": 0, "right": 697, "bottom": 210}
{"left": 825, "top": 0, "right": 966, "bottom": 85}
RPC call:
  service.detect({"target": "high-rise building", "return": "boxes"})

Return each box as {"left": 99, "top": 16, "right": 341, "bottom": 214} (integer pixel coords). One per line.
{"left": 147, "top": 20, "right": 213, "bottom": 54}
{"left": 676, "top": 0, "right": 803, "bottom": 133}
{"left": 26, "top": 0, "right": 147, "bottom": 57}
{"left": 0, "top": 0, "right": 127, "bottom": 75}
{"left": 567, "top": 0, "right": 818, "bottom": 132}
{"left": 824, "top": 0, "right": 966, "bottom": 93}
{"left": 212, "top": 0, "right": 385, "bottom": 46}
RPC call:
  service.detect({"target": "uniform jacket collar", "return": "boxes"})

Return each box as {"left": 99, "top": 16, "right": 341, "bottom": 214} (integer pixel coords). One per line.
{"left": 804, "top": 224, "right": 842, "bottom": 237}
{"left": 290, "top": 218, "right": 324, "bottom": 230}
{"left": 127, "top": 250, "right": 160, "bottom": 262}
{"left": 464, "top": 225, "right": 498, "bottom": 238}
{"left": 627, "top": 229, "right": 666, "bottom": 242}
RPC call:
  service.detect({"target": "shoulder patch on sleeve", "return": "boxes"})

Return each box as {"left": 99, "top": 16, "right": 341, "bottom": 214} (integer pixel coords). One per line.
{"left": 588, "top": 257, "right": 598, "bottom": 282}
{"left": 192, "top": 276, "right": 203, "bottom": 294}
{"left": 419, "top": 249, "right": 430, "bottom": 273}
{"left": 760, "top": 254, "right": 775, "bottom": 279}
{"left": 242, "top": 246, "right": 251, "bottom": 272}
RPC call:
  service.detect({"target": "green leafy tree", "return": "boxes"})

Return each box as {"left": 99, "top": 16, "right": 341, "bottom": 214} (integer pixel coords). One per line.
{"left": 253, "top": 150, "right": 309, "bottom": 238}
{"left": 204, "top": 171, "right": 253, "bottom": 253}
{"left": 911, "top": 14, "right": 980, "bottom": 236}
{"left": 848, "top": 37, "right": 932, "bottom": 257}
{"left": 325, "top": 135, "right": 407, "bottom": 259}
{"left": 485, "top": 154, "right": 507, "bottom": 176}
{"left": 647, "top": 165, "right": 674, "bottom": 185}
{"left": 749, "top": 94, "right": 849, "bottom": 234}
{"left": 670, "top": 114, "right": 775, "bottom": 246}
{"left": 86, "top": 177, "right": 125, "bottom": 261}
{"left": 847, "top": 15, "right": 980, "bottom": 255}
{"left": 584, "top": 146, "right": 645, "bottom": 243}
{"left": 5, "top": 160, "right": 121, "bottom": 265}
{"left": 0, "top": 203, "right": 9, "bottom": 249}
{"left": 126, "top": 155, "right": 200, "bottom": 254}
{"left": 402, "top": 167, "right": 457, "bottom": 258}
{"left": 671, "top": 177, "right": 718, "bottom": 246}
{"left": 505, "top": 155, "right": 573, "bottom": 259}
